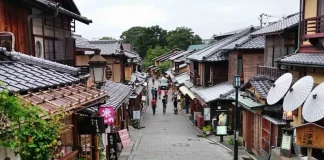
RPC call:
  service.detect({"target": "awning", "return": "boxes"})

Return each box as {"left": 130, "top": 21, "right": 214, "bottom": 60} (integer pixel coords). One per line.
{"left": 179, "top": 86, "right": 196, "bottom": 99}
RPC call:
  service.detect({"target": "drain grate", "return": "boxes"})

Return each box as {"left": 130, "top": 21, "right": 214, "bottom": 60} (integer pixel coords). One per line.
{"left": 172, "top": 143, "right": 190, "bottom": 147}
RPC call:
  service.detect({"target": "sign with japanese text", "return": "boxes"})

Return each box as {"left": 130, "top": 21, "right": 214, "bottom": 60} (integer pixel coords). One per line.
{"left": 125, "top": 67, "right": 132, "bottom": 81}
{"left": 216, "top": 110, "right": 228, "bottom": 136}
{"left": 133, "top": 111, "right": 140, "bottom": 120}
{"left": 295, "top": 123, "right": 324, "bottom": 149}
{"left": 107, "top": 133, "right": 118, "bottom": 160}
{"left": 99, "top": 106, "right": 115, "bottom": 124}
{"left": 78, "top": 116, "right": 105, "bottom": 134}
{"left": 118, "top": 129, "right": 132, "bottom": 148}
{"left": 204, "top": 108, "right": 210, "bottom": 121}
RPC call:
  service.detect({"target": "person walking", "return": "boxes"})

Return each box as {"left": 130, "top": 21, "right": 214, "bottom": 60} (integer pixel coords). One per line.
{"left": 158, "top": 88, "right": 162, "bottom": 99}
{"left": 172, "top": 95, "right": 178, "bottom": 113}
{"left": 184, "top": 96, "right": 190, "bottom": 114}
{"left": 162, "top": 96, "right": 168, "bottom": 114}
{"left": 151, "top": 87, "right": 155, "bottom": 99}
{"left": 164, "top": 89, "right": 168, "bottom": 99}
{"left": 151, "top": 98, "right": 157, "bottom": 115}
{"left": 154, "top": 88, "right": 158, "bottom": 100}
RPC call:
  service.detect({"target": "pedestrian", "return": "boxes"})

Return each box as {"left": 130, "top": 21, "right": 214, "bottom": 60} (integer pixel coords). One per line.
{"left": 172, "top": 95, "right": 178, "bottom": 109}
{"left": 158, "top": 88, "right": 162, "bottom": 99}
{"left": 154, "top": 88, "right": 158, "bottom": 100}
{"left": 162, "top": 96, "right": 168, "bottom": 114}
{"left": 152, "top": 76, "right": 155, "bottom": 85}
{"left": 184, "top": 96, "right": 190, "bottom": 114}
{"left": 164, "top": 89, "right": 168, "bottom": 99}
{"left": 151, "top": 98, "right": 157, "bottom": 115}
{"left": 151, "top": 87, "right": 154, "bottom": 99}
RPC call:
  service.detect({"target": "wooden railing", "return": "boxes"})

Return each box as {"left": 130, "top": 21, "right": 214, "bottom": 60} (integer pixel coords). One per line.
{"left": 257, "top": 65, "right": 285, "bottom": 81}
{"left": 304, "top": 15, "right": 324, "bottom": 38}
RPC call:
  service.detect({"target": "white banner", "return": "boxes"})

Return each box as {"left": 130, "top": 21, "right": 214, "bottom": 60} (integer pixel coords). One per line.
{"left": 133, "top": 111, "right": 141, "bottom": 120}
{"left": 204, "top": 108, "right": 210, "bottom": 121}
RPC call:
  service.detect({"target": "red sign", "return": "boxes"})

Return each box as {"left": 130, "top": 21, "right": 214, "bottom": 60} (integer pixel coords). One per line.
{"left": 118, "top": 129, "right": 132, "bottom": 148}
{"left": 99, "top": 106, "right": 114, "bottom": 124}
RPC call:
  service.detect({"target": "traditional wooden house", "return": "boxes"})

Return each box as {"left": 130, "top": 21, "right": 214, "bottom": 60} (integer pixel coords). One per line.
{"left": 0, "top": 0, "right": 92, "bottom": 66}
{"left": 0, "top": 47, "right": 108, "bottom": 160}
{"left": 276, "top": 1, "right": 324, "bottom": 158}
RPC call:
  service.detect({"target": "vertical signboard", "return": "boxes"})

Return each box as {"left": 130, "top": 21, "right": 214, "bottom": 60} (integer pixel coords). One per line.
{"left": 99, "top": 106, "right": 115, "bottom": 124}
{"left": 133, "top": 111, "right": 141, "bottom": 120}
{"left": 118, "top": 129, "right": 132, "bottom": 148}
{"left": 107, "top": 133, "right": 118, "bottom": 160}
{"left": 204, "top": 108, "right": 210, "bottom": 121}
{"left": 216, "top": 110, "right": 228, "bottom": 135}
{"left": 125, "top": 67, "right": 132, "bottom": 81}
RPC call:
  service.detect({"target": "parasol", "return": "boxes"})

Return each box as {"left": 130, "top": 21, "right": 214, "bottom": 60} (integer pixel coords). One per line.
{"left": 283, "top": 76, "right": 314, "bottom": 112}
{"left": 302, "top": 82, "right": 324, "bottom": 122}
{"left": 267, "top": 73, "right": 293, "bottom": 105}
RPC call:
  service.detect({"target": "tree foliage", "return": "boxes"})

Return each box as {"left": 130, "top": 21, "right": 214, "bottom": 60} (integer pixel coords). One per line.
{"left": 166, "top": 27, "right": 202, "bottom": 50}
{"left": 142, "top": 46, "right": 169, "bottom": 71}
{"left": 157, "top": 61, "right": 171, "bottom": 74}
{"left": 0, "top": 87, "right": 65, "bottom": 160}
{"left": 99, "top": 36, "right": 115, "bottom": 40}
{"left": 120, "top": 26, "right": 167, "bottom": 58}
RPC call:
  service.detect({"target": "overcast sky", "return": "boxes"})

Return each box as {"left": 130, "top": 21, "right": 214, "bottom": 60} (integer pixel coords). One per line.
{"left": 74, "top": 0, "right": 299, "bottom": 40}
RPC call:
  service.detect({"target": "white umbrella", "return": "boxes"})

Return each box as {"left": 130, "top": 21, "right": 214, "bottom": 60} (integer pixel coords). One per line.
{"left": 267, "top": 73, "right": 293, "bottom": 105}
{"left": 283, "top": 76, "right": 314, "bottom": 112}
{"left": 303, "top": 82, "right": 324, "bottom": 122}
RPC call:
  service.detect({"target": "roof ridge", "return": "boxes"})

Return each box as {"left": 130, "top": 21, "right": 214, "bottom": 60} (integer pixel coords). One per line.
{"left": 0, "top": 47, "right": 79, "bottom": 76}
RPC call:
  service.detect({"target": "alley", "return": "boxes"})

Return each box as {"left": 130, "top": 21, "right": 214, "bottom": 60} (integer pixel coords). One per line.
{"left": 128, "top": 79, "right": 233, "bottom": 160}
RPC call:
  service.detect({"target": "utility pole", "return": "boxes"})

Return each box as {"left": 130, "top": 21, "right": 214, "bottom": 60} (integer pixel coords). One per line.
{"left": 258, "top": 13, "right": 271, "bottom": 27}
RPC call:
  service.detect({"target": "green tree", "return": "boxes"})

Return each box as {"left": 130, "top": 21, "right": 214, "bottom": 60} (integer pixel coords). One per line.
{"left": 142, "top": 46, "right": 169, "bottom": 70}
{"left": 120, "top": 26, "right": 167, "bottom": 58}
{"left": 157, "top": 61, "right": 171, "bottom": 74}
{"left": 166, "top": 27, "right": 202, "bottom": 50}
{"left": 99, "top": 36, "right": 115, "bottom": 40}
{"left": 0, "top": 87, "right": 65, "bottom": 160}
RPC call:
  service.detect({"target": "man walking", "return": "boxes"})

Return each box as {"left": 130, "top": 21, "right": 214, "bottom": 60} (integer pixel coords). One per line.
{"left": 164, "top": 89, "right": 168, "bottom": 99}
{"left": 151, "top": 98, "right": 157, "bottom": 115}
{"left": 184, "top": 96, "right": 190, "bottom": 114}
{"left": 154, "top": 88, "right": 158, "bottom": 100}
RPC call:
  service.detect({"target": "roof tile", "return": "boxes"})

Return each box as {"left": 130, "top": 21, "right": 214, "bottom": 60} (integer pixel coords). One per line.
{"left": 278, "top": 53, "right": 324, "bottom": 66}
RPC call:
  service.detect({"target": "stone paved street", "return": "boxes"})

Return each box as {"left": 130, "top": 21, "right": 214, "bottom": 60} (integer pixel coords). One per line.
{"left": 127, "top": 79, "right": 233, "bottom": 160}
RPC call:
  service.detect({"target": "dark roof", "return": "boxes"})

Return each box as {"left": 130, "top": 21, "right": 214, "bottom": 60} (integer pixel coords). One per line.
{"left": 36, "top": 0, "right": 92, "bottom": 24}
{"left": 251, "top": 13, "right": 299, "bottom": 36}
{"left": 87, "top": 40, "right": 122, "bottom": 55}
{"left": 241, "top": 76, "right": 273, "bottom": 99}
{"left": 221, "top": 34, "right": 251, "bottom": 50}
{"left": 278, "top": 53, "right": 324, "bottom": 66}
{"left": 187, "top": 26, "right": 256, "bottom": 61}
{"left": 0, "top": 48, "right": 80, "bottom": 93}
{"left": 123, "top": 50, "right": 138, "bottom": 58}
{"left": 21, "top": 84, "right": 107, "bottom": 113}
{"left": 73, "top": 34, "right": 97, "bottom": 54}
{"left": 169, "top": 50, "right": 194, "bottom": 61}
{"left": 129, "top": 85, "right": 144, "bottom": 99}
{"left": 193, "top": 82, "right": 233, "bottom": 103}
{"left": 212, "top": 26, "right": 255, "bottom": 39}
{"left": 204, "top": 51, "right": 228, "bottom": 62}
{"left": 237, "top": 36, "right": 265, "bottom": 49}
{"left": 103, "top": 81, "right": 132, "bottom": 109}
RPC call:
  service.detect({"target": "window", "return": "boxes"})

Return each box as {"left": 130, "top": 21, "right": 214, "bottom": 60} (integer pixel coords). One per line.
{"left": 44, "top": 39, "right": 55, "bottom": 60}
{"left": 106, "top": 66, "right": 113, "bottom": 80}
{"left": 35, "top": 41, "right": 42, "bottom": 58}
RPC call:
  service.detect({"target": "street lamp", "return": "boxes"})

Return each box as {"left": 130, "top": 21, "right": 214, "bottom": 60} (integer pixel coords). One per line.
{"left": 283, "top": 111, "right": 293, "bottom": 128}
{"left": 135, "top": 78, "right": 139, "bottom": 87}
{"left": 233, "top": 75, "right": 241, "bottom": 160}
{"left": 88, "top": 49, "right": 107, "bottom": 89}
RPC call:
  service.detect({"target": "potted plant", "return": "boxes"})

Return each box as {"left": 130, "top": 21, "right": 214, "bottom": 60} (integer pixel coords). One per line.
{"left": 203, "top": 125, "right": 213, "bottom": 135}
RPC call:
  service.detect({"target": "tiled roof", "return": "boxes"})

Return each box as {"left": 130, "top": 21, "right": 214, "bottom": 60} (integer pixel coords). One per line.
{"left": 251, "top": 13, "right": 299, "bottom": 36}
{"left": 129, "top": 85, "right": 144, "bottom": 99}
{"left": 102, "top": 81, "right": 132, "bottom": 109}
{"left": 187, "top": 44, "right": 208, "bottom": 51}
{"left": 184, "top": 80, "right": 194, "bottom": 89}
{"left": 174, "top": 72, "right": 190, "bottom": 85}
{"left": 187, "top": 27, "right": 255, "bottom": 61}
{"left": 36, "top": 0, "right": 92, "bottom": 24}
{"left": 152, "top": 49, "right": 182, "bottom": 61}
{"left": 193, "top": 82, "right": 233, "bottom": 103}
{"left": 169, "top": 50, "right": 193, "bottom": 61}
{"left": 212, "top": 26, "right": 255, "bottom": 39}
{"left": 21, "top": 84, "right": 107, "bottom": 113}
{"left": 87, "top": 40, "right": 122, "bottom": 55}
{"left": 237, "top": 36, "right": 265, "bottom": 49}
{"left": 204, "top": 51, "right": 228, "bottom": 62}
{"left": 73, "top": 35, "right": 97, "bottom": 54}
{"left": 0, "top": 48, "right": 80, "bottom": 93}
{"left": 166, "top": 70, "right": 175, "bottom": 79}
{"left": 123, "top": 50, "right": 138, "bottom": 58}
{"left": 131, "top": 72, "right": 148, "bottom": 84}
{"left": 172, "top": 63, "right": 187, "bottom": 71}
{"left": 278, "top": 53, "right": 324, "bottom": 66}
{"left": 221, "top": 34, "right": 251, "bottom": 50}
{"left": 241, "top": 76, "right": 273, "bottom": 99}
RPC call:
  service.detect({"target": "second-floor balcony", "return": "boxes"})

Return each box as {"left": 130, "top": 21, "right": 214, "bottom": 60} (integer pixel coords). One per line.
{"left": 257, "top": 65, "right": 285, "bottom": 81}
{"left": 304, "top": 15, "right": 324, "bottom": 39}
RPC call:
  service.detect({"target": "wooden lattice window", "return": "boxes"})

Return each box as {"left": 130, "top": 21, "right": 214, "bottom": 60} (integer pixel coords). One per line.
{"left": 106, "top": 66, "right": 112, "bottom": 80}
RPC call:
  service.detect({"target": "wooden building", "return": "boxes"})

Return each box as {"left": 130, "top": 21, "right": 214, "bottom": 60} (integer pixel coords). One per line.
{"left": 0, "top": 0, "right": 92, "bottom": 66}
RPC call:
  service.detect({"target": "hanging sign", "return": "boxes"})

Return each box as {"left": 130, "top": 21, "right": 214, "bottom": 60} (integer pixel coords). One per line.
{"left": 107, "top": 133, "right": 118, "bottom": 160}
{"left": 78, "top": 116, "right": 105, "bottom": 134}
{"left": 99, "top": 105, "right": 115, "bottom": 124}
{"left": 133, "top": 111, "right": 141, "bottom": 120}
{"left": 295, "top": 123, "right": 324, "bottom": 149}
{"left": 125, "top": 67, "right": 132, "bottom": 81}
{"left": 204, "top": 108, "right": 211, "bottom": 121}
{"left": 118, "top": 129, "right": 132, "bottom": 148}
